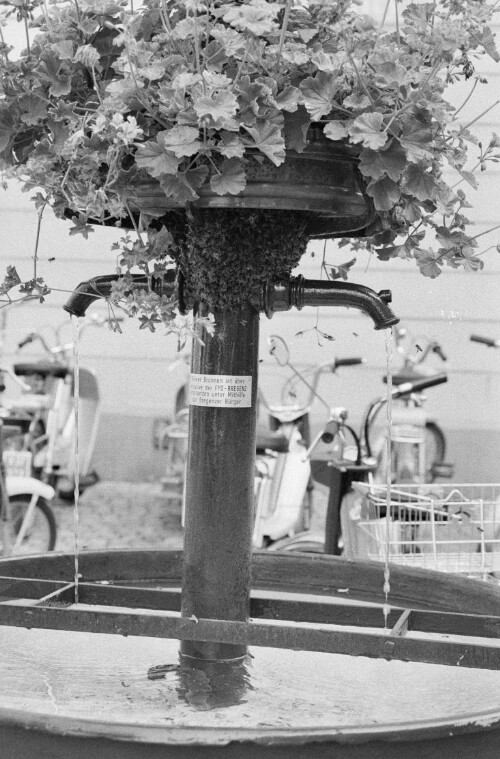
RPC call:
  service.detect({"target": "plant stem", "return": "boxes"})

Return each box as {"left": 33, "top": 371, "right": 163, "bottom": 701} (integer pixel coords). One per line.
{"left": 192, "top": 0, "right": 202, "bottom": 79}
{"left": 125, "top": 49, "right": 170, "bottom": 129}
{"left": 347, "top": 51, "right": 375, "bottom": 106}
{"left": 124, "top": 200, "right": 145, "bottom": 246}
{"left": 454, "top": 78, "right": 479, "bottom": 118}
{"left": 0, "top": 26, "right": 9, "bottom": 64}
{"left": 23, "top": 16, "right": 30, "bottom": 56}
{"left": 33, "top": 206, "right": 45, "bottom": 281}
{"left": 275, "top": 0, "right": 292, "bottom": 73}
{"left": 458, "top": 99, "right": 500, "bottom": 135}
{"left": 471, "top": 222, "right": 500, "bottom": 240}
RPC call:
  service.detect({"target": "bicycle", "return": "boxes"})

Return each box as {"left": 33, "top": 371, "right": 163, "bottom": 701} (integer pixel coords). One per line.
{"left": 335, "top": 333, "right": 496, "bottom": 580}
{"left": 0, "top": 314, "right": 116, "bottom": 498}
{"left": 366, "top": 327, "right": 453, "bottom": 485}
{"left": 255, "top": 335, "right": 366, "bottom": 551}
{"left": 0, "top": 415, "right": 57, "bottom": 555}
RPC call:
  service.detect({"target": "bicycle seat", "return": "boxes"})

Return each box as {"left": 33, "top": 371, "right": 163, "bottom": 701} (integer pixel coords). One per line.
{"left": 0, "top": 416, "right": 32, "bottom": 436}
{"left": 13, "top": 362, "right": 71, "bottom": 379}
{"left": 256, "top": 426, "right": 289, "bottom": 453}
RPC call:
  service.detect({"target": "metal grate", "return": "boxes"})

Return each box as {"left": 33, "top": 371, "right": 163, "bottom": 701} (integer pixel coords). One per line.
{"left": 348, "top": 483, "right": 500, "bottom": 580}
{"left": 0, "top": 551, "right": 499, "bottom": 671}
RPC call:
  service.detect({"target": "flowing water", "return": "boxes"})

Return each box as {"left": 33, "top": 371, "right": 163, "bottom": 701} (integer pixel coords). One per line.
{"left": 72, "top": 317, "right": 81, "bottom": 604}
{"left": 383, "top": 329, "right": 394, "bottom": 628}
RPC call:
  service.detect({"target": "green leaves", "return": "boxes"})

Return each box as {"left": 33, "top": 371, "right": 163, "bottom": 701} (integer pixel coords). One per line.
{"left": 403, "top": 164, "right": 439, "bottom": 202}
{"left": 159, "top": 127, "right": 202, "bottom": 159}
{"left": 366, "top": 176, "right": 401, "bottom": 211}
{"left": 68, "top": 214, "right": 94, "bottom": 239}
{"left": 19, "top": 277, "right": 51, "bottom": 302}
{"left": 329, "top": 258, "right": 356, "bottom": 281}
{"left": 470, "top": 26, "right": 500, "bottom": 63}
{"left": 160, "top": 166, "right": 209, "bottom": 203}
{"left": 0, "top": 266, "right": 21, "bottom": 296}
{"left": 348, "top": 113, "right": 388, "bottom": 150}
{"left": 194, "top": 90, "right": 239, "bottom": 127}
{"left": 0, "top": 107, "right": 14, "bottom": 152}
{"left": 300, "top": 72, "right": 339, "bottom": 121}
{"left": 398, "top": 125, "right": 435, "bottom": 163}
{"left": 135, "top": 140, "right": 180, "bottom": 178}
{"left": 74, "top": 44, "right": 100, "bottom": 68}
{"left": 0, "top": 0, "right": 498, "bottom": 312}
{"left": 358, "top": 139, "right": 407, "bottom": 181}
{"left": 241, "top": 123, "right": 286, "bottom": 166}
{"left": 414, "top": 249, "right": 444, "bottom": 279}
{"left": 323, "top": 121, "right": 349, "bottom": 141}
{"left": 210, "top": 158, "right": 246, "bottom": 196}
{"left": 36, "top": 54, "right": 72, "bottom": 97}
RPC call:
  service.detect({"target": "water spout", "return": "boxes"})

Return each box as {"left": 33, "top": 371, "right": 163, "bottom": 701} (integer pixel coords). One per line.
{"left": 63, "top": 271, "right": 177, "bottom": 318}
{"left": 263, "top": 276, "right": 399, "bottom": 331}
{"left": 64, "top": 272, "right": 398, "bottom": 331}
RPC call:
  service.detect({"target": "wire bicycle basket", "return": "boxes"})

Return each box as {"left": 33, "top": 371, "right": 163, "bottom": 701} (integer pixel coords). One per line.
{"left": 346, "top": 482, "right": 500, "bottom": 581}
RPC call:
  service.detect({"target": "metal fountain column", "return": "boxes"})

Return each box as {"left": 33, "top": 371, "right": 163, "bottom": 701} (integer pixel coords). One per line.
{"left": 180, "top": 303, "right": 259, "bottom": 661}
{"left": 63, "top": 271, "right": 398, "bottom": 664}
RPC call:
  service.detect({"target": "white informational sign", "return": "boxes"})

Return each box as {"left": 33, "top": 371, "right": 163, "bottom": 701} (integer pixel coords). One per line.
{"left": 189, "top": 374, "right": 253, "bottom": 408}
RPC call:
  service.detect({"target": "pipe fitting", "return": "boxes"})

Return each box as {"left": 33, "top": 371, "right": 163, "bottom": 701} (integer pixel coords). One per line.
{"left": 64, "top": 272, "right": 398, "bottom": 331}
{"left": 262, "top": 276, "right": 399, "bottom": 331}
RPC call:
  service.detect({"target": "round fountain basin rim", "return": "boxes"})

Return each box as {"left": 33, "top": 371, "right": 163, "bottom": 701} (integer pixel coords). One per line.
{"left": 0, "top": 701, "right": 500, "bottom": 748}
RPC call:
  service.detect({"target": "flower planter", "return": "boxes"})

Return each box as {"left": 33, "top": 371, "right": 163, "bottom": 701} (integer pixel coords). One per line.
{"left": 121, "top": 135, "right": 376, "bottom": 240}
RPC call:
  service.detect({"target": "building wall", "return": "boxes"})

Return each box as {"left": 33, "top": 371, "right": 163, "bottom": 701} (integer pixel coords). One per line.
{"left": 0, "top": 5, "right": 499, "bottom": 483}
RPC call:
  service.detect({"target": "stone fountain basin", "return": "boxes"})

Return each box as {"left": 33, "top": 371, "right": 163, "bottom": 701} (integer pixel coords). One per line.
{"left": 0, "top": 550, "right": 499, "bottom": 759}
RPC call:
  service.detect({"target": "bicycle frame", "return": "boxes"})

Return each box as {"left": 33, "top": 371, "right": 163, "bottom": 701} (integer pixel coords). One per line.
{"left": 361, "top": 373, "right": 451, "bottom": 485}
{"left": 254, "top": 337, "right": 364, "bottom": 550}
{"left": 0, "top": 316, "right": 109, "bottom": 494}
{"left": 0, "top": 417, "right": 56, "bottom": 556}
{"left": 4, "top": 476, "right": 56, "bottom": 551}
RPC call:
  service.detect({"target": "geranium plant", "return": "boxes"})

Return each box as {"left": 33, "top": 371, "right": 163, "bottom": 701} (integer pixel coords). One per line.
{"left": 0, "top": 0, "right": 499, "bottom": 334}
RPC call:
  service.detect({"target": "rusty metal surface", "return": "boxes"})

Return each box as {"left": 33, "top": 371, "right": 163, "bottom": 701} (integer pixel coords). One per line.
{"left": 0, "top": 601, "right": 499, "bottom": 670}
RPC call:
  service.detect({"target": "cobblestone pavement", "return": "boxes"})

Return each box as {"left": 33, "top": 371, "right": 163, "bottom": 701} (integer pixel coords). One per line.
{"left": 52, "top": 480, "right": 327, "bottom": 554}
{"left": 53, "top": 481, "right": 185, "bottom": 553}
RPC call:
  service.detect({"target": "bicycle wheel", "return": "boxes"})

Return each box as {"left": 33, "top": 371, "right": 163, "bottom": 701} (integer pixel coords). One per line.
{"left": 8, "top": 495, "right": 57, "bottom": 554}
{"left": 424, "top": 421, "right": 446, "bottom": 483}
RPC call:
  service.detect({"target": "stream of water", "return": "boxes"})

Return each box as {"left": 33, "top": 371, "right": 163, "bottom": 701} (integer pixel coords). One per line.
{"left": 72, "top": 317, "right": 81, "bottom": 604}
{"left": 383, "top": 329, "right": 394, "bottom": 627}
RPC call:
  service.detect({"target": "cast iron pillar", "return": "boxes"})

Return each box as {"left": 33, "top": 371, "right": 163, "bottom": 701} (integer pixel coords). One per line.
{"left": 180, "top": 303, "right": 259, "bottom": 661}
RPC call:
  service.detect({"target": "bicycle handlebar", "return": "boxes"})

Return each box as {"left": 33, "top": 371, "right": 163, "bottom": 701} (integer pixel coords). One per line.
{"left": 391, "top": 372, "right": 448, "bottom": 399}
{"left": 470, "top": 334, "right": 500, "bottom": 348}
{"left": 335, "top": 357, "right": 364, "bottom": 368}
{"left": 16, "top": 316, "right": 125, "bottom": 362}
{"left": 0, "top": 365, "right": 31, "bottom": 392}
{"left": 362, "top": 372, "right": 448, "bottom": 458}
{"left": 274, "top": 355, "right": 365, "bottom": 416}
{"left": 17, "top": 334, "right": 35, "bottom": 350}
{"left": 432, "top": 342, "right": 447, "bottom": 362}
